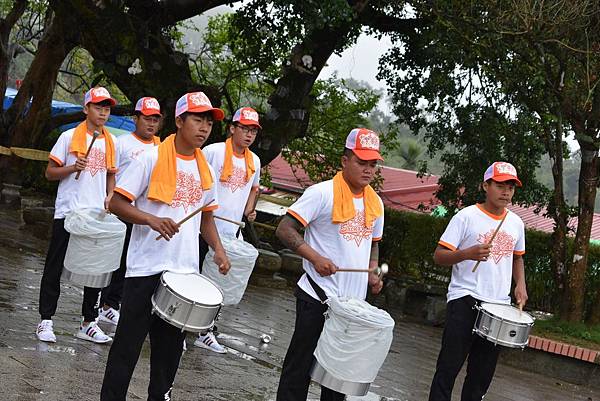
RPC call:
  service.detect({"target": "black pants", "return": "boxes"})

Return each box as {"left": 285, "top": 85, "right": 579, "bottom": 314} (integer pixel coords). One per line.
{"left": 428, "top": 295, "right": 501, "bottom": 401}
{"left": 100, "top": 273, "right": 186, "bottom": 401}
{"left": 38, "top": 218, "right": 101, "bottom": 322}
{"left": 198, "top": 234, "right": 209, "bottom": 273}
{"left": 276, "top": 288, "right": 345, "bottom": 401}
{"left": 99, "top": 222, "right": 132, "bottom": 310}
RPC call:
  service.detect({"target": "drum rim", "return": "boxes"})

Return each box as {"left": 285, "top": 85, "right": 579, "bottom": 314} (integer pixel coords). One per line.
{"left": 160, "top": 271, "right": 224, "bottom": 306}
{"left": 479, "top": 302, "right": 534, "bottom": 324}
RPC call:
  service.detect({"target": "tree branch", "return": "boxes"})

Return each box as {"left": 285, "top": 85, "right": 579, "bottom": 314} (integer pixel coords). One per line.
{"left": 360, "top": 7, "right": 428, "bottom": 36}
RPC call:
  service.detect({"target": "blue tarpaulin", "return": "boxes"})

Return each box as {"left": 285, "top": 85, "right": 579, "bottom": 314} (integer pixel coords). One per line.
{"left": 3, "top": 88, "right": 135, "bottom": 136}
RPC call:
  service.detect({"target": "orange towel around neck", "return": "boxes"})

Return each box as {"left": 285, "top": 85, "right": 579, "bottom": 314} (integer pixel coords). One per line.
{"left": 220, "top": 137, "right": 255, "bottom": 182}
{"left": 332, "top": 171, "right": 383, "bottom": 227}
{"left": 147, "top": 134, "right": 213, "bottom": 205}
{"left": 152, "top": 136, "right": 161, "bottom": 145}
{"left": 69, "top": 121, "right": 117, "bottom": 173}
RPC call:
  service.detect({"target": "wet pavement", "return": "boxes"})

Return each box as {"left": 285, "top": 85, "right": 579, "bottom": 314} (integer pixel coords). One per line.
{"left": 0, "top": 206, "right": 598, "bottom": 400}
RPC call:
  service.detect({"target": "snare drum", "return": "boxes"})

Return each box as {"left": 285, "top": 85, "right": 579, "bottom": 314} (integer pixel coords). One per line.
{"left": 473, "top": 302, "right": 534, "bottom": 348}
{"left": 151, "top": 271, "right": 224, "bottom": 332}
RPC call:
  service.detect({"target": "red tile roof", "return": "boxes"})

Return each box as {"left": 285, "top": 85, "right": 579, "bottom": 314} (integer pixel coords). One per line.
{"left": 268, "top": 155, "right": 600, "bottom": 240}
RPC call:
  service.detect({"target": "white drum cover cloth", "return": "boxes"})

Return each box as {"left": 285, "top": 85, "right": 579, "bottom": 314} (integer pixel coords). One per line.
{"left": 202, "top": 235, "right": 259, "bottom": 305}
{"left": 314, "top": 297, "right": 395, "bottom": 383}
{"left": 64, "top": 208, "right": 126, "bottom": 274}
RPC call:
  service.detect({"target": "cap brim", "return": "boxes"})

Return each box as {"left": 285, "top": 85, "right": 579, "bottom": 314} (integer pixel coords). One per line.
{"left": 352, "top": 149, "right": 384, "bottom": 161}
{"left": 186, "top": 105, "right": 225, "bottom": 121}
{"left": 139, "top": 109, "right": 162, "bottom": 117}
{"left": 87, "top": 97, "right": 116, "bottom": 106}
{"left": 236, "top": 119, "right": 262, "bottom": 129}
{"left": 492, "top": 175, "right": 522, "bottom": 187}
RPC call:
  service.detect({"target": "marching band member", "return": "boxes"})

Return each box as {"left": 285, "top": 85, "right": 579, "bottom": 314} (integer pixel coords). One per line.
{"left": 428, "top": 162, "right": 528, "bottom": 401}
{"left": 194, "top": 106, "right": 262, "bottom": 353}
{"left": 98, "top": 96, "right": 163, "bottom": 326}
{"left": 100, "top": 92, "right": 230, "bottom": 401}
{"left": 275, "top": 128, "right": 385, "bottom": 401}
{"left": 36, "top": 87, "right": 118, "bottom": 344}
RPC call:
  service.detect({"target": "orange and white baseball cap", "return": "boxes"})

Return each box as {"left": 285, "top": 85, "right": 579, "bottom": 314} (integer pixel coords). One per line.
{"left": 232, "top": 107, "right": 261, "bottom": 128}
{"left": 484, "top": 162, "right": 522, "bottom": 187}
{"left": 174, "top": 92, "right": 224, "bottom": 121}
{"left": 345, "top": 128, "right": 383, "bottom": 161}
{"left": 135, "top": 97, "right": 162, "bottom": 116}
{"left": 84, "top": 87, "right": 116, "bottom": 106}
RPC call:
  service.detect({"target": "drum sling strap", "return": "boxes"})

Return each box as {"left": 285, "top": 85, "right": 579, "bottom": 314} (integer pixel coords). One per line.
{"left": 305, "top": 273, "right": 328, "bottom": 303}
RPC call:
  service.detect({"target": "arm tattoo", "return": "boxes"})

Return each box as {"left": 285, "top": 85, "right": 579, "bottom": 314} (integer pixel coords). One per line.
{"left": 276, "top": 215, "right": 306, "bottom": 251}
{"left": 370, "top": 241, "right": 379, "bottom": 261}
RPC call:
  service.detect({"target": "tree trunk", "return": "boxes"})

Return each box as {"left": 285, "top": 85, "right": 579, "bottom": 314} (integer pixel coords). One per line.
{"left": 5, "top": 10, "right": 75, "bottom": 149}
{"left": 543, "top": 118, "right": 570, "bottom": 316}
{"left": 0, "top": 0, "right": 28, "bottom": 144}
{"left": 564, "top": 143, "right": 598, "bottom": 322}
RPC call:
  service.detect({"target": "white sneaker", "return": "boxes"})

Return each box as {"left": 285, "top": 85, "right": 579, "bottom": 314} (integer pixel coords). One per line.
{"left": 194, "top": 332, "right": 226, "bottom": 353}
{"left": 36, "top": 320, "right": 56, "bottom": 343}
{"left": 75, "top": 321, "right": 112, "bottom": 344}
{"left": 98, "top": 307, "right": 120, "bottom": 325}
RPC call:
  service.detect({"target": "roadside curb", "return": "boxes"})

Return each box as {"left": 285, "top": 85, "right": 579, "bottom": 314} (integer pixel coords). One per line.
{"left": 528, "top": 335, "right": 600, "bottom": 365}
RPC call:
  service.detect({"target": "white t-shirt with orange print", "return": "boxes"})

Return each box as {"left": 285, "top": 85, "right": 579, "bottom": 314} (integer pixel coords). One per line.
{"left": 438, "top": 204, "right": 525, "bottom": 304}
{"left": 114, "top": 148, "right": 219, "bottom": 278}
{"left": 203, "top": 142, "right": 261, "bottom": 237}
{"left": 49, "top": 128, "right": 118, "bottom": 219}
{"left": 116, "top": 132, "right": 159, "bottom": 180}
{"left": 287, "top": 180, "right": 384, "bottom": 301}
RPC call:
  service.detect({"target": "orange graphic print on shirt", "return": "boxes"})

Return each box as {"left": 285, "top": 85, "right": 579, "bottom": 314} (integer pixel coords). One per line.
{"left": 339, "top": 210, "right": 374, "bottom": 246}
{"left": 130, "top": 149, "right": 146, "bottom": 160}
{"left": 478, "top": 229, "right": 516, "bottom": 264}
{"left": 171, "top": 171, "right": 203, "bottom": 212}
{"left": 219, "top": 166, "right": 247, "bottom": 193}
{"left": 85, "top": 147, "right": 106, "bottom": 177}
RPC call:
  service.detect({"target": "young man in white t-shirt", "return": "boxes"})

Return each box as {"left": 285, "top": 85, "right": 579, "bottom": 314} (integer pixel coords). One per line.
{"left": 100, "top": 92, "right": 231, "bottom": 401}
{"left": 97, "top": 97, "right": 163, "bottom": 326}
{"left": 275, "top": 128, "right": 385, "bottom": 401}
{"left": 36, "top": 87, "right": 118, "bottom": 345}
{"left": 194, "top": 106, "right": 261, "bottom": 353}
{"left": 428, "top": 162, "right": 528, "bottom": 401}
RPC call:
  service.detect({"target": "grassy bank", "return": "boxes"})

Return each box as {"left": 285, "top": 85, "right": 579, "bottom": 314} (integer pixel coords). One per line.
{"left": 532, "top": 318, "right": 600, "bottom": 351}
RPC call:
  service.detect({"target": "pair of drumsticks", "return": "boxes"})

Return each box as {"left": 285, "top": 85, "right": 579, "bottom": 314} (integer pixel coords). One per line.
{"left": 155, "top": 187, "right": 262, "bottom": 241}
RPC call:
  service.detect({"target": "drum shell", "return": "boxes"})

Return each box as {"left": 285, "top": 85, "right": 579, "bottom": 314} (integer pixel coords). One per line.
{"left": 61, "top": 266, "right": 112, "bottom": 288}
{"left": 310, "top": 360, "right": 370, "bottom": 396}
{"left": 473, "top": 304, "right": 533, "bottom": 348}
{"left": 151, "top": 273, "right": 222, "bottom": 332}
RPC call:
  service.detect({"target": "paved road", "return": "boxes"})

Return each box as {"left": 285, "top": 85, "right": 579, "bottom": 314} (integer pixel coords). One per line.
{"left": 0, "top": 207, "right": 597, "bottom": 400}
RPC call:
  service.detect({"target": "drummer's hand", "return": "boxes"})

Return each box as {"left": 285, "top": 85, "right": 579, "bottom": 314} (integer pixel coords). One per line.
{"left": 463, "top": 243, "right": 491, "bottom": 262}
{"left": 368, "top": 271, "right": 383, "bottom": 295}
{"left": 245, "top": 210, "right": 257, "bottom": 222}
{"left": 214, "top": 249, "right": 231, "bottom": 275}
{"left": 148, "top": 216, "right": 179, "bottom": 240}
{"left": 514, "top": 282, "right": 528, "bottom": 308}
{"left": 312, "top": 255, "right": 337, "bottom": 276}
{"left": 74, "top": 156, "right": 88, "bottom": 172}
{"left": 104, "top": 192, "right": 113, "bottom": 212}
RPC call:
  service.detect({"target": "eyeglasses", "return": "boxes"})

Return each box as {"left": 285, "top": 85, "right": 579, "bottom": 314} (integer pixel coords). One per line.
{"left": 234, "top": 124, "right": 259, "bottom": 135}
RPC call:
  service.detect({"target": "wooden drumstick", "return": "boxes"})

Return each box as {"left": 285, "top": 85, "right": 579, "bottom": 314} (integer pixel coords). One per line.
{"left": 214, "top": 215, "right": 246, "bottom": 228}
{"left": 155, "top": 198, "right": 215, "bottom": 240}
{"left": 472, "top": 211, "right": 509, "bottom": 272}
{"left": 75, "top": 130, "right": 100, "bottom": 180}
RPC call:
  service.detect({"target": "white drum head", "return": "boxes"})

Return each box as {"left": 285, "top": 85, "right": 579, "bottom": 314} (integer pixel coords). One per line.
{"left": 163, "top": 272, "right": 223, "bottom": 305}
{"left": 480, "top": 302, "right": 534, "bottom": 324}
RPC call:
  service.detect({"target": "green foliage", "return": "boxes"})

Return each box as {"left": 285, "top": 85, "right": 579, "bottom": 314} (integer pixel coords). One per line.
{"left": 281, "top": 76, "right": 394, "bottom": 188}
{"left": 534, "top": 318, "right": 600, "bottom": 349}
{"left": 379, "top": 207, "right": 600, "bottom": 318}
